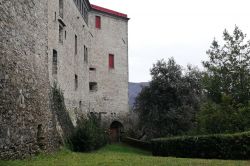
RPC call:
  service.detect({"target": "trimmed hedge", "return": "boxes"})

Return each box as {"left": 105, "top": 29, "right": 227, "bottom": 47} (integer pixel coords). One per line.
{"left": 123, "top": 137, "right": 151, "bottom": 151}
{"left": 151, "top": 131, "right": 250, "bottom": 159}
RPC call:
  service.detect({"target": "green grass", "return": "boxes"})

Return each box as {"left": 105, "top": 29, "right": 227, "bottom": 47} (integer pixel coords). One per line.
{"left": 0, "top": 144, "right": 250, "bottom": 166}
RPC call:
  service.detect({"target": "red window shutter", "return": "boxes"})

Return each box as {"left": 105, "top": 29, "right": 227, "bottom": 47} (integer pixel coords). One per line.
{"left": 95, "top": 16, "right": 101, "bottom": 29}
{"left": 109, "top": 54, "right": 114, "bottom": 69}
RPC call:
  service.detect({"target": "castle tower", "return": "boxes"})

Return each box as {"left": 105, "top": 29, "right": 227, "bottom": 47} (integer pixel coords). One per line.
{"left": 0, "top": 0, "right": 129, "bottom": 159}
{"left": 47, "top": 0, "right": 129, "bottom": 133}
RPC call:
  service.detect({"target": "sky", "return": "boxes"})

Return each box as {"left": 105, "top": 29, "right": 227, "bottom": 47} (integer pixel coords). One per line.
{"left": 90, "top": 0, "right": 250, "bottom": 83}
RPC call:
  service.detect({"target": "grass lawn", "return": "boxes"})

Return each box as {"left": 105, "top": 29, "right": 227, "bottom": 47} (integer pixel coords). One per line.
{"left": 0, "top": 144, "right": 249, "bottom": 166}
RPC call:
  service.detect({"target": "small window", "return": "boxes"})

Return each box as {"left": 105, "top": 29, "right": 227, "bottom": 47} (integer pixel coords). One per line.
{"left": 83, "top": 7, "right": 85, "bottom": 17}
{"left": 84, "top": 9, "right": 88, "bottom": 24}
{"left": 59, "top": 0, "right": 63, "bottom": 18}
{"left": 95, "top": 16, "right": 101, "bottom": 29}
{"left": 81, "top": 3, "right": 84, "bottom": 15}
{"left": 59, "top": 24, "right": 63, "bottom": 44}
{"left": 84, "top": 45, "right": 88, "bottom": 63}
{"left": 89, "top": 67, "right": 96, "bottom": 71}
{"left": 89, "top": 82, "right": 97, "bottom": 92}
{"left": 109, "top": 54, "right": 114, "bottom": 69}
{"left": 75, "top": 74, "right": 78, "bottom": 90}
{"left": 79, "top": 1, "right": 82, "bottom": 13}
{"left": 52, "top": 50, "right": 57, "bottom": 75}
{"left": 75, "top": 35, "right": 77, "bottom": 55}
{"left": 37, "top": 124, "right": 44, "bottom": 149}
{"left": 79, "top": 101, "right": 82, "bottom": 111}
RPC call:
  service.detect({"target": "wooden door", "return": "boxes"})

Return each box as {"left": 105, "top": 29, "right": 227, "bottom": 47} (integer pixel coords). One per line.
{"left": 110, "top": 128, "right": 118, "bottom": 143}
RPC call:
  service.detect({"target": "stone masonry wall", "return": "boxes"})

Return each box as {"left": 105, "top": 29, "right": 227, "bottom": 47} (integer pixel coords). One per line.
{"left": 0, "top": 0, "right": 130, "bottom": 159}
{"left": 48, "top": 0, "right": 130, "bottom": 129}
{"left": 0, "top": 0, "right": 61, "bottom": 160}
{"left": 88, "top": 11, "right": 129, "bottom": 129}
{"left": 48, "top": 0, "right": 92, "bottom": 126}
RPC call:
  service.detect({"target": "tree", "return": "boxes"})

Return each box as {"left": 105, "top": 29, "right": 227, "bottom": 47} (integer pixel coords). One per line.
{"left": 135, "top": 58, "right": 202, "bottom": 139}
{"left": 203, "top": 26, "right": 250, "bottom": 104}
{"left": 197, "top": 26, "right": 250, "bottom": 134}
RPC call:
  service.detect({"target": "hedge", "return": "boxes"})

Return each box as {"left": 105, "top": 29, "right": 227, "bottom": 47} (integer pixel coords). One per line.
{"left": 123, "top": 137, "right": 151, "bottom": 151}
{"left": 151, "top": 131, "right": 250, "bottom": 159}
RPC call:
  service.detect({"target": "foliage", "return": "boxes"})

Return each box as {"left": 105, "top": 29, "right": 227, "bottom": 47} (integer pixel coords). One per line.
{"left": 197, "top": 26, "right": 250, "bottom": 134}
{"left": 122, "top": 137, "right": 151, "bottom": 151}
{"left": 202, "top": 26, "right": 250, "bottom": 104}
{"left": 126, "top": 127, "right": 142, "bottom": 139}
{"left": 51, "top": 83, "right": 74, "bottom": 140}
{"left": 197, "top": 96, "right": 250, "bottom": 134}
{"left": 151, "top": 131, "right": 250, "bottom": 159}
{"left": 135, "top": 58, "right": 202, "bottom": 138}
{"left": 69, "top": 114, "right": 108, "bottom": 152}
{"left": 1, "top": 144, "right": 250, "bottom": 166}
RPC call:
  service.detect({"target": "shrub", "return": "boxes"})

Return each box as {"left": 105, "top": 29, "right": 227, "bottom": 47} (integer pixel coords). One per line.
{"left": 51, "top": 83, "right": 74, "bottom": 140}
{"left": 197, "top": 97, "right": 250, "bottom": 134}
{"left": 151, "top": 131, "right": 250, "bottom": 159}
{"left": 69, "top": 114, "right": 108, "bottom": 152}
{"left": 123, "top": 137, "right": 151, "bottom": 151}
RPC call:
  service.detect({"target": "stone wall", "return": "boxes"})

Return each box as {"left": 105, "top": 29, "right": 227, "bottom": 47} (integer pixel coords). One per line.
{"left": 0, "top": 0, "right": 130, "bottom": 159}
{"left": 88, "top": 10, "right": 129, "bottom": 128}
{"left": 48, "top": 0, "right": 92, "bottom": 126}
{"left": 48, "top": 0, "right": 130, "bottom": 130}
{"left": 0, "top": 0, "right": 61, "bottom": 160}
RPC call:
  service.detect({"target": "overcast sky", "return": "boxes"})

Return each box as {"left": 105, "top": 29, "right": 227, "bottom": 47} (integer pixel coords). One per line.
{"left": 90, "top": 0, "right": 250, "bottom": 83}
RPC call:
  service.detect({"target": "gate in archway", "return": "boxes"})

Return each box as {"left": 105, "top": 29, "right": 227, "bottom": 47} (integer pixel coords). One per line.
{"left": 109, "top": 121, "right": 123, "bottom": 143}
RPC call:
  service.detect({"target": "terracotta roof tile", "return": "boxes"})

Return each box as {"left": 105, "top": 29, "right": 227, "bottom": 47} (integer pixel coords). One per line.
{"left": 91, "top": 4, "right": 128, "bottom": 18}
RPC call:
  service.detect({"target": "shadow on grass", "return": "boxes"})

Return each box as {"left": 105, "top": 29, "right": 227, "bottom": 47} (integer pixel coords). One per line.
{"left": 97, "top": 143, "right": 151, "bottom": 156}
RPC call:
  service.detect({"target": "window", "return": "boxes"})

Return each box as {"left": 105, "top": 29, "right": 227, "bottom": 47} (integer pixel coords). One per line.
{"left": 81, "top": 2, "right": 84, "bottom": 16}
{"left": 95, "top": 16, "right": 101, "bottom": 29}
{"left": 79, "top": 1, "right": 81, "bottom": 13}
{"left": 78, "top": 0, "right": 80, "bottom": 9}
{"left": 84, "top": 45, "right": 88, "bottom": 63}
{"left": 37, "top": 124, "right": 44, "bottom": 149}
{"left": 84, "top": 9, "right": 88, "bottom": 24}
{"left": 59, "top": 0, "right": 63, "bottom": 18}
{"left": 75, "top": 74, "right": 78, "bottom": 90}
{"left": 75, "top": 35, "right": 77, "bottom": 55}
{"left": 82, "top": 7, "right": 86, "bottom": 19}
{"left": 89, "top": 67, "right": 96, "bottom": 71}
{"left": 89, "top": 82, "right": 98, "bottom": 92}
{"left": 59, "top": 24, "right": 63, "bottom": 44}
{"left": 79, "top": 101, "right": 82, "bottom": 111}
{"left": 109, "top": 54, "right": 114, "bottom": 69}
{"left": 52, "top": 50, "right": 57, "bottom": 75}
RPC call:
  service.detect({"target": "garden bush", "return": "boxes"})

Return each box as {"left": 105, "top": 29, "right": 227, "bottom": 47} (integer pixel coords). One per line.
{"left": 151, "top": 131, "right": 250, "bottom": 159}
{"left": 69, "top": 114, "right": 108, "bottom": 152}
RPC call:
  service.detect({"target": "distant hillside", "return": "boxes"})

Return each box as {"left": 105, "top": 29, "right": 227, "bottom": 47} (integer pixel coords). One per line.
{"left": 129, "top": 82, "right": 149, "bottom": 108}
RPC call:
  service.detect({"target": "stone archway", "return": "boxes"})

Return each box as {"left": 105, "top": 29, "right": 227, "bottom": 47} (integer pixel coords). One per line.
{"left": 109, "top": 121, "right": 123, "bottom": 143}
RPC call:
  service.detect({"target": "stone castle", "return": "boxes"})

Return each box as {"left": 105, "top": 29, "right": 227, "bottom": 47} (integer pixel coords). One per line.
{"left": 0, "top": 0, "right": 129, "bottom": 159}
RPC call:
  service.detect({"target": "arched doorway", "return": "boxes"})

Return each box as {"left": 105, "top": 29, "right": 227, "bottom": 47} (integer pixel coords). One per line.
{"left": 109, "top": 121, "right": 123, "bottom": 143}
